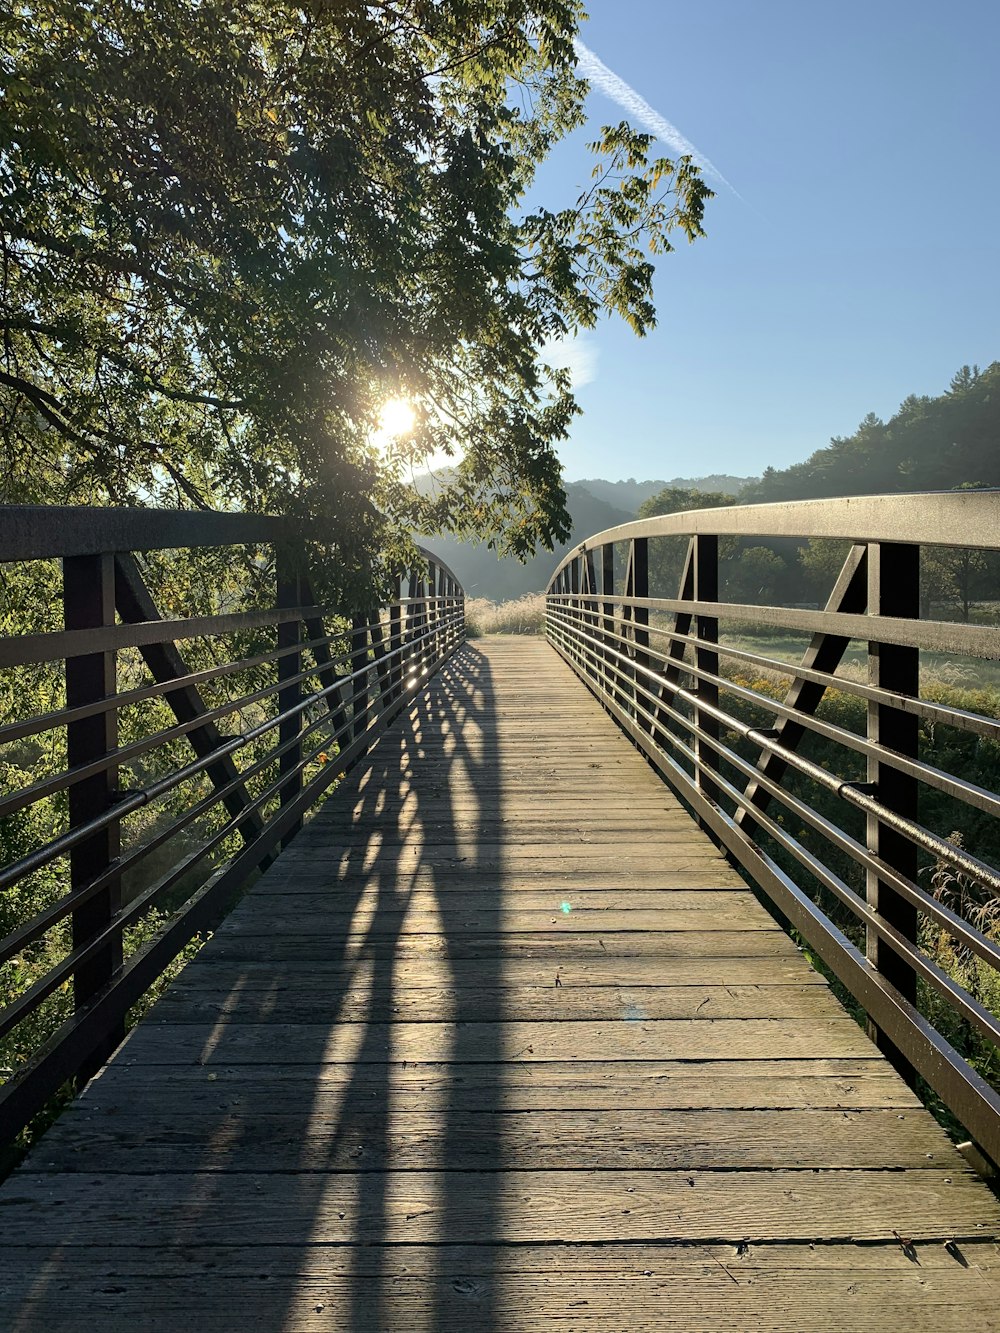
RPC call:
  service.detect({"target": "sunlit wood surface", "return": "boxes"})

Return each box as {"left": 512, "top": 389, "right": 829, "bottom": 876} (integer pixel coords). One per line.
{"left": 2, "top": 637, "right": 998, "bottom": 1330}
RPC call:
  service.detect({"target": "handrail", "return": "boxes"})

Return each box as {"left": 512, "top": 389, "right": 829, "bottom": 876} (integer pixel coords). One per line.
{"left": 0, "top": 506, "right": 465, "bottom": 1147}
{"left": 552, "top": 490, "right": 1000, "bottom": 557}
{"left": 545, "top": 492, "right": 1000, "bottom": 1167}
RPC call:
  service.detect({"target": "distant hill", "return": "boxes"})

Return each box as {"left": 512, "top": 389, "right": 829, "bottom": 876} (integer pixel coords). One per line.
{"left": 420, "top": 481, "right": 633, "bottom": 600}
{"left": 420, "top": 362, "right": 1000, "bottom": 602}
{"left": 417, "top": 471, "right": 754, "bottom": 600}
{"left": 574, "top": 475, "right": 751, "bottom": 511}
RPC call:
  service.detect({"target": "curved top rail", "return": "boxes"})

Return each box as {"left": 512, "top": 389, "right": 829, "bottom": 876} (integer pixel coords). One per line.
{"left": 547, "top": 491, "right": 1000, "bottom": 590}
{"left": 0, "top": 506, "right": 463, "bottom": 589}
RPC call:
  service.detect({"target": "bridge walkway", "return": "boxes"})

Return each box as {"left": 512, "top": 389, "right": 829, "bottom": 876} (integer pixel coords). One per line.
{"left": 2, "top": 637, "right": 998, "bottom": 1329}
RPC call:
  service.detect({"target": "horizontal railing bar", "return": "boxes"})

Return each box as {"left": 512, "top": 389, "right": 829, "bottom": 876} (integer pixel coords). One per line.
{"left": 0, "top": 506, "right": 288, "bottom": 562}
{"left": 0, "top": 624, "right": 399, "bottom": 968}
{"left": 0, "top": 605, "right": 309, "bottom": 670}
{"left": 0, "top": 507, "right": 465, "bottom": 592}
{"left": 0, "top": 612, "right": 425, "bottom": 820}
{"left": 550, "top": 601, "right": 1000, "bottom": 822}
{"left": 0, "top": 680, "right": 358, "bottom": 968}
{"left": 548, "top": 592, "right": 1000, "bottom": 662}
{"left": 0, "top": 655, "right": 334, "bottom": 822}
{"left": 637, "top": 616, "right": 1000, "bottom": 745}
{"left": 553, "top": 615, "right": 1000, "bottom": 974}
{"left": 0, "top": 596, "right": 458, "bottom": 672}
{"left": 0, "top": 630, "right": 337, "bottom": 749}
{"left": 546, "top": 621, "right": 1000, "bottom": 1165}
{"left": 0, "top": 613, "right": 464, "bottom": 1133}
{"left": 547, "top": 603, "right": 1000, "bottom": 894}
{"left": 0, "top": 715, "right": 347, "bottom": 1040}
{"left": 0, "top": 612, "right": 462, "bottom": 895}
{"left": 0, "top": 612, "right": 465, "bottom": 1032}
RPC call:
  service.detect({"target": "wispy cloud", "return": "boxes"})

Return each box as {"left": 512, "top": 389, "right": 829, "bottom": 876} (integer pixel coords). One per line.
{"left": 573, "top": 38, "right": 735, "bottom": 194}
{"left": 541, "top": 332, "right": 599, "bottom": 390}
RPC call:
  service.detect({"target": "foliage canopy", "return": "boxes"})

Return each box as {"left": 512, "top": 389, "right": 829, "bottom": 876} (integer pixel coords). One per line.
{"left": 0, "top": 0, "right": 712, "bottom": 589}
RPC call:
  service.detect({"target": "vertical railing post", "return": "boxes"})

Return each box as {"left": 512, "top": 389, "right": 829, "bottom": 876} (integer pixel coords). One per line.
{"left": 390, "top": 576, "right": 403, "bottom": 702}
{"left": 583, "top": 549, "right": 597, "bottom": 685}
{"left": 276, "top": 548, "right": 302, "bottom": 846}
{"left": 693, "top": 534, "right": 720, "bottom": 807}
{"left": 569, "top": 555, "right": 581, "bottom": 671}
{"left": 632, "top": 537, "right": 649, "bottom": 722}
{"left": 601, "top": 543, "right": 615, "bottom": 700}
{"left": 866, "top": 540, "right": 920, "bottom": 1083}
{"left": 63, "top": 551, "right": 122, "bottom": 1076}
{"left": 351, "top": 611, "right": 370, "bottom": 741}
{"left": 403, "top": 569, "right": 420, "bottom": 693}
{"left": 427, "top": 561, "right": 439, "bottom": 665}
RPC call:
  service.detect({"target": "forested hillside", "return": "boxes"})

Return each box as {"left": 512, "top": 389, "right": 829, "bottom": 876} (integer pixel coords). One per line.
{"left": 430, "top": 363, "right": 1000, "bottom": 610}
{"left": 421, "top": 474, "right": 750, "bottom": 599}
{"left": 422, "top": 482, "right": 633, "bottom": 600}
{"left": 573, "top": 474, "right": 750, "bottom": 510}
{"left": 743, "top": 364, "right": 1000, "bottom": 503}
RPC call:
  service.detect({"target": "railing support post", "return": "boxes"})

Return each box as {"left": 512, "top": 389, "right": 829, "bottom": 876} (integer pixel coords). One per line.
{"left": 390, "top": 578, "right": 403, "bottom": 702}
{"left": 866, "top": 540, "right": 920, "bottom": 1084}
{"left": 64, "top": 551, "right": 122, "bottom": 1076}
{"left": 632, "top": 537, "right": 649, "bottom": 721}
{"left": 600, "top": 543, "right": 615, "bottom": 699}
{"left": 694, "top": 534, "right": 720, "bottom": 807}
{"left": 352, "top": 612, "right": 370, "bottom": 740}
{"left": 276, "top": 548, "right": 303, "bottom": 847}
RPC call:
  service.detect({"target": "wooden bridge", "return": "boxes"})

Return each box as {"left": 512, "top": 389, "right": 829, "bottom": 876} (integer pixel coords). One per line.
{"left": 2, "top": 501, "right": 1000, "bottom": 1329}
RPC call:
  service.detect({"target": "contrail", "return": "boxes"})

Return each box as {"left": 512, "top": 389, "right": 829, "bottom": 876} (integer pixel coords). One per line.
{"left": 573, "top": 37, "right": 736, "bottom": 195}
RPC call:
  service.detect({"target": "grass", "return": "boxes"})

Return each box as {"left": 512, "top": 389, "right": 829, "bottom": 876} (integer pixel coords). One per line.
{"left": 465, "top": 592, "right": 546, "bottom": 636}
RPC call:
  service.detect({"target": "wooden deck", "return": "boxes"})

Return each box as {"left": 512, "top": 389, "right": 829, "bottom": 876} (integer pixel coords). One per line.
{"left": 2, "top": 637, "right": 999, "bottom": 1330}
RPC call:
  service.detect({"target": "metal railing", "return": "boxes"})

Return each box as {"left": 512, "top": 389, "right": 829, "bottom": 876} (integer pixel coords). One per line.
{"left": 0, "top": 506, "right": 464, "bottom": 1145}
{"left": 546, "top": 492, "right": 1000, "bottom": 1165}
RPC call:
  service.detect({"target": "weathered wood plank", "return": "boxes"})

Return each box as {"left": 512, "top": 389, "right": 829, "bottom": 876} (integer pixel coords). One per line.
{"left": 203, "top": 929, "right": 800, "bottom": 960}
{"left": 85, "top": 1059, "right": 926, "bottom": 1111}
{"left": 118, "top": 1017, "right": 878, "bottom": 1065}
{"left": 2, "top": 1169, "right": 993, "bottom": 1243}
{"left": 162, "top": 956, "right": 827, "bottom": 988}
{"left": 3, "top": 1243, "right": 997, "bottom": 1333}
{"left": 150, "top": 982, "right": 844, "bottom": 1024}
{"left": 238, "top": 888, "right": 762, "bottom": 910}
{"left": 37, "top": 1108, "right": 957, "bottom": 1174}
{"left": 219, "top": 905, "right": 778, "bottom": 936}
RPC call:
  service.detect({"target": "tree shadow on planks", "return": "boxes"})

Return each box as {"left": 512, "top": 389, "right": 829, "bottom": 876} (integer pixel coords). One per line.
{"left": 0, "top": 643, "right": 507, "bottom": 1331}
{"left": 324, "top": 642, "right": 507, "bottom": 1329}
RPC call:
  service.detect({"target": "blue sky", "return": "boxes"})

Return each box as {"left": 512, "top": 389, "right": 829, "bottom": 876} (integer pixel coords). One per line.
{"left": 546, "top": 0, "right": 1000, "bottom": 483}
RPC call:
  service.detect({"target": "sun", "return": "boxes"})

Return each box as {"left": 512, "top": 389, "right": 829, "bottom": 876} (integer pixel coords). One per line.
{"left": 378, "top": 397, "right": 415, "bottom": 439}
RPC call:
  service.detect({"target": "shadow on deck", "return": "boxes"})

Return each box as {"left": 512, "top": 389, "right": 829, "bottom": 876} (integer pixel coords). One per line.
{"left": 1, "top": 638, "right": 998, "bottom": 1331}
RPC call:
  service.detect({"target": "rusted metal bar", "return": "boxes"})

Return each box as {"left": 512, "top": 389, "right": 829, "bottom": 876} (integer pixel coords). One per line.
{"left": 277, "top": 549, "right": 303, "bottom": 847}
{"left": 63, "top": 552, "right": 123, "bottom": 1078}
{"left": 693, "top": 535, "right": 720, "bottom": 807}
{"left": 736, "top": 543, "right": 868, "bottom": 836}
{"left": 866, "top": 540, "right": 920, "bottom": 1083}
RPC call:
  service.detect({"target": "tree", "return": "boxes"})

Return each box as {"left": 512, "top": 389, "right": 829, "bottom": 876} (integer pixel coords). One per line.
{"left": 636, "top": 484, "right": 735, "bottom": 596}
{"left": 0, "top": 1, "right": 713, "bottom": 595}
{"left": 727, "top": 544, "right": 784, "bottom": 604}
{"left": 742, "top": 363, "right": 1000, "bottom": 508}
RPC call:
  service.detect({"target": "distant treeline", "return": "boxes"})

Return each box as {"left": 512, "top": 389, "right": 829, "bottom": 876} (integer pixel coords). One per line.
{"left": 741, "top": 363, "right": 1000, "bottom": 503}
{"left": 633, "top": 365, "right": 1000, "bottom": 616}
{"left": 423, "top": 363, "right": 1000, "bottom": 607}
